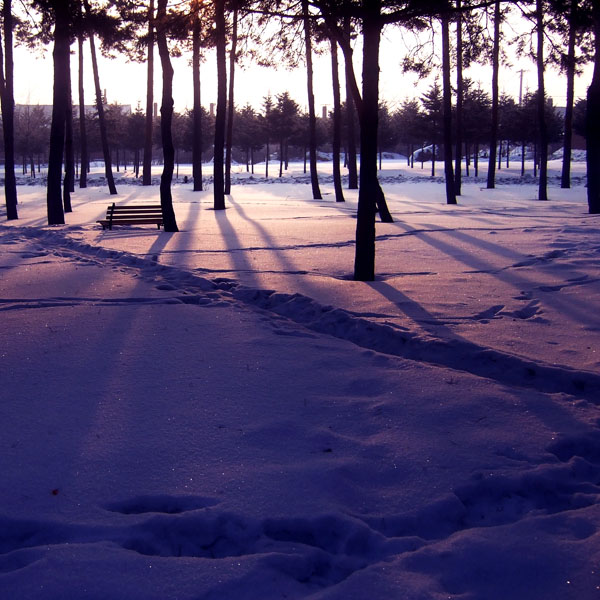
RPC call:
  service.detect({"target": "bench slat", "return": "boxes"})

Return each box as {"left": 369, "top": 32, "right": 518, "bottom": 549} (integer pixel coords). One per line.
{"left": 97, "top": 203, "right": 164, "bottom": 230}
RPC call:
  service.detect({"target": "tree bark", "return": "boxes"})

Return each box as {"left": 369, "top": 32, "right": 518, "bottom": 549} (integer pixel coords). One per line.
{"left": 586, "top": 0, "right": 600, "bottom": 213}
{"left": 192, "top": 6, "right": 203, "bottom": 191}
{"left": 442, "top": 11, "right": 457, "bottom": 205}
{"left": 487, "top": 0, "right": 500, "bottom": 189}
{"left": 63, "top": 64, "right": 74, "bottom": 212}
{"left": 1, "top": 0, "right": 18, "bottom": 220}
{"left": 78, "top": 34, "right": 88, "bottom": 188}
{"left": 302, "top": 0, "right": 322, "bottom": 200}
{"left": 143, "top": 0, "right": 154, "bottom": 186}
{"left": 330, "top": 36, "right": 344, "bottom": 202}
{"left": 536, "top": 0, "right": 548, "bottom": 200}
{"left": 213, "top": 0, "right": 227, "bottom": 210}
{"left": 47, "top": 0, "right": 69, "bottom": 225}
{"left": 224, "top": 0, "right": 238, "bottom": 195}
{"left": 354, "top": 0, "right": 381, "bottom": 281}
{"left": 454, "top": 0, "right": 463, "bottom": 196}
{"left": 84, "top": 0, "right": 117, "bottom": 195}
{"left": 156, "top": 0, "right": 178, "bottom": 231}
{"left": 344, "top": 16, "right": 358, "bottom": 190}
{"left": 561, "top": 1, "right": 577, "bottom": 189}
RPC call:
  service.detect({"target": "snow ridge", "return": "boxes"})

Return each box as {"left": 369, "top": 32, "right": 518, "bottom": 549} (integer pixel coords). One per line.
{"left": 14, "top": 225, "right": 600, "bottom": 402}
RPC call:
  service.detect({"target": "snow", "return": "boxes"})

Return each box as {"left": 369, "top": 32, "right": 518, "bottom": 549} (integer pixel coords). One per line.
{"left": 1, "top": 158, "right": 599, "bottom": 599}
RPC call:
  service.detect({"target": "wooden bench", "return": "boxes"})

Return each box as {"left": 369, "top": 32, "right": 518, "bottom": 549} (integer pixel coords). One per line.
{"left": 97, "top": 203, "right": 164, "bottom": 230}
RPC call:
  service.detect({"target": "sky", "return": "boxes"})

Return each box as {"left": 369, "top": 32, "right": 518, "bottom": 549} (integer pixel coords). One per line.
{"left": 13, "top": 23, "right": 593, "bottom": 116}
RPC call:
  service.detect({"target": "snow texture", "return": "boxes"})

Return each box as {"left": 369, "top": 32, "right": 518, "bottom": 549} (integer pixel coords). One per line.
{"left": 1, "top": 159, "right": 599, "bottom": 599}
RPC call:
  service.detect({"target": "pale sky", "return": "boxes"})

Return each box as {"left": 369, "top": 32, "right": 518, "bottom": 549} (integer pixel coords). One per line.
{"left": 14, "top": 27, "right": 592, "bottom": 116}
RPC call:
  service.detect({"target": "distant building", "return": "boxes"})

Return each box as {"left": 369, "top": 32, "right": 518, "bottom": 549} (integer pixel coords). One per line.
{"left": 15, "top": 103, "right": 132, "bottom": 118}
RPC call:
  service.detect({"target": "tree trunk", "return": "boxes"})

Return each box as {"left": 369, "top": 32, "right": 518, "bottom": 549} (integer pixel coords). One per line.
{"left": 47, "top": 0, "right": 69, "bottom": 225}
{"left": 213, "top": 0, "right": 227, "bottom": 210}
{"left": 442, "top": 12, "right": 457, "bottom": 205}
{"left": 143, "top": 0, "right": 154, "bottom": 186}
{"left": 454, "top": 0, "right": 463, "bottom": 196}
{"left": 265, "top": 139, "right": 269, "bottom": 178}
{"left": 156, "top": 0, "right": 179, "bottom": 231}
{"left": 1, "top": 0, "right": 18, "bottom": 220}
{"left": 84, "top": 0, "right": 117, "bottom": 195}
{"left": 487, "top": 0, "right": 500, "bottom": 189}
{"left": 344, "top": 16, "right": 358, "bottom": 190}
{"left": 330, "top": 36, "right": 344, "bottom": 202}
{"left": 302, "top": 0, "right": 322, "bottom": 200}
{"left": 354, "top": 0, "right": 381, "bottom": 281}
{"left": 432, "top": 143, "right": 436, "bottom": 176}
{"left": 561, "top": 2, "right": 577, "bottom": 189}
{"left": 63, "top": 65, "right": 74, "bottom": 212}
{"left": 224, "top": 0, "right": 238, "bottom": 195}
{"left": 536, "top": 0, "right": 548, "bottom": 200}
{"left": 586, "top": 0, "right": 600, "bottom": 213}
{"left": 279, "top": 139, "right": 284, "bottom": 177}
{"left": 78, "top": 34, "right": 88, "bottom": 188}
{"left": 192, "top": 7, "right": 203, "bottom": 191}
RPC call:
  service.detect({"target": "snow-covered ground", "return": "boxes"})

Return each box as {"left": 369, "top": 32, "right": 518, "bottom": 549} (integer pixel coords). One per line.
{"left": 1, "top": 159, "right": 599, "bottom": 599}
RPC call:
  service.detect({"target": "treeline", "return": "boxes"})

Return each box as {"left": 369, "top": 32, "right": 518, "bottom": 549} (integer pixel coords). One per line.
{"left": 12, "top": 84, "right": 573, "bottom": 181}
{"left": 1, "top": 0, "right": 600, "bottom": 281}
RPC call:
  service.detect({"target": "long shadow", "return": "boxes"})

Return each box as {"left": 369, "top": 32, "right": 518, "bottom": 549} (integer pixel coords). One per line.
{"left": 225, "top": 194, "right": 349, "bottom": 298}
{"left": 213, "top": 206, "right": 261, "bottom": 289}
{"left": 366, "top": 280, "right": 600, "bottom": 400}
{"left": 396, "top": 222, "right": 598, "bottom": 328}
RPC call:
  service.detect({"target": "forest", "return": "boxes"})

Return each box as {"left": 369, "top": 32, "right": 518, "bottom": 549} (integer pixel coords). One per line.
{"left": 1, "top": 0, "right": 599, "bottom": 281}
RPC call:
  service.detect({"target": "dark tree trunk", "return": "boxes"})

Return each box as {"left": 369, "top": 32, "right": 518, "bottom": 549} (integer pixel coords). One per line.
{"left": 303, "top": 0, "right": 322, "bottom": 199}
{"left": 354, "top": 0, "right": 381, "bottom": 281}
{"left": 587, "top": 1, "right": 600, "bottom": 213}
{"left": 192, "top": 9, "right": 203, "bottom": 191}
{"left": 536, "top": 0, "right": 548, "bottom": 200}
{"left": 78, "top": 35, "right": 88, "bottom": 188}
{"left": 279, "top": 139, "right": 284, "bottom": 177}
{"left": 84, "top": 0, "right": 117, "bottom": 195}
{"left": 441, "top": 12, "right": 457, "bottom": 205}
{"left": 143, "top": 0, "right": 154, "bottom": 186}
{"left": 47, "top": 0, "right": 69, "bottom": 225}
{"left": 224, "top": 0, "right": 238, "bottom": 195}
{"left": 265, "top": 139, "right": 269, "bottom": 178}
{"left": 487, "top": 0, "right": 500, "bottom": 189}
{"left": 63, "top": 66, "right": 74, "bottom": 212}
{"left": 156, "top": 0, "right": 178, "bottom": 231}
{"left": 432, "top": 143, "right": 436, "bottom": 176}
{"left": 330, "top": 36, "right": 344, "bottom": 202}
{"left": 344, "top": 16, "right": 358, "bottom": 190}
{"left": 561, "top": 1, "right": 577, "bottom": 189}
{"left": 454, "top": 0, "right": 463, "bottom": 196}
{"left": 213, "top": 0, "right": 227, "bottom": 210}
{"left": 1, "top": 0, "right": 18, "bottom": 220}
